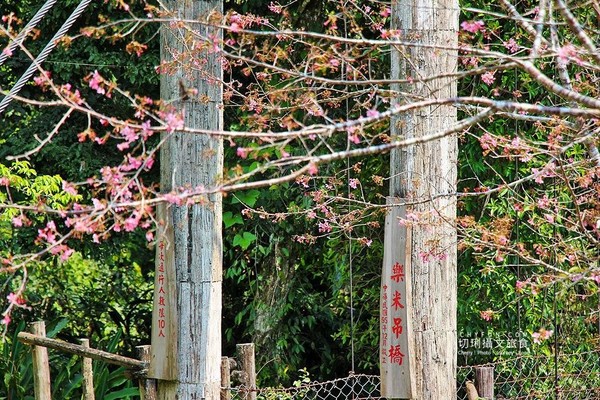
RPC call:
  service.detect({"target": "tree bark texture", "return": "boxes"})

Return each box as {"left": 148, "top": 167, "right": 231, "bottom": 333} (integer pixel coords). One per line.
{"left": 158, "top": 0, "right": 223, "bottom": 398}
{"left": 389, "top": 0, "right": 458, "bottom": 398}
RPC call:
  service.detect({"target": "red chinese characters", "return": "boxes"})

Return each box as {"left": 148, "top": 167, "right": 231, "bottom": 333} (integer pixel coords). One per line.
{"left": 392, "top": 317, "right": 403, "bottom": 338}
{"left": 157, "top": 240, "right": 167, "bottom": 338}
{"left": 392, "top": 290, "right": 404, "bottom": 310}
{"left": 381, "top": 284, "right": 388, "bottom": 364}
{"left": 391, "top": 262, "right": 405, "bottom": 282}
{"left": 382, "top": 260, "right": 407, "bottom": 366}
{"left": 389, "top": 345, "right": 405, "bottom": 365}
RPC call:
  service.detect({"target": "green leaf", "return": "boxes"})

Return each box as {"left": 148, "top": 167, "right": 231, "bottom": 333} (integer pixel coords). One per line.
{"left": 233, "top": 231, "right": 257, "bottom": 250}
{"left": 223, "top": 211, "right": 243, "bottom": 228}
{"left": 46, "top": 318, "right": 69, "bottom": 338}
{"left": 232, "top": 190, "right": 260, "bottom": 207}
{"left": 103, "top": 387, "right": 139, "bottom": 400}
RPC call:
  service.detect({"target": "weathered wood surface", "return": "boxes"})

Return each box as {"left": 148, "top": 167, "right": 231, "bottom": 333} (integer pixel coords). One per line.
{"left": 236, "top": 344, "right": 256, "bottom": 400}
{"left": 156, "top": 0, "right": 223, "bottom": 398}
{"left": 137, "top": 345, "right": 157, "bottom": 400}
{"left": 80, "top": 339, "right": 95, "bottom": 400}
{"left": 475, "top": 366, "right": 495, "bottom": 399}
{"left": 18, "top": 332, "right": 146, "bottom": 370}
{"left": 380, "top": 203, "right": 416, "bottom": 398}
{"left": 149, "top": 203, "right": 178, "bottom": 380}
{"left": 31, "top": 322, "right": 52, "bottom": 400}
{"left": 388, "top": 0, "right": 459, "bottom": 397}
{"left": 220, "top": 357, "right": 231, "bottom": 400}
{"left": 466, "top": 381, "right": 479, "bottom": 400}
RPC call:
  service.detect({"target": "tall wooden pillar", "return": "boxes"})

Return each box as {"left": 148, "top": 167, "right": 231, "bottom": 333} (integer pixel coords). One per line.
{"left": 151, "top": 0, "right": 223, "bottom": 399}
{"left": 384, "top": 0, "right": 459, "bottom": 398}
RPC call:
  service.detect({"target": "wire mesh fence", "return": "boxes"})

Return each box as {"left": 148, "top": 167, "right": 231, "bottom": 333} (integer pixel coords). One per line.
{"left": 225, "top": 348, "right": 600, "bottom": 400}
{"left": 457, "top": 349, "right": 600, "bottom": 400}
{"left": 228, "top": 374, "right": 382, "bottom": 400}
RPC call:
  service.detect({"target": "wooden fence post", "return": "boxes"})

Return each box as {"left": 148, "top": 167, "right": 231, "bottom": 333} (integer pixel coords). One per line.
{"left": 79, "top": 339, "right": 95, "bottom": 400}
{"left": 31, "top": 321, "right": 51, "bottom": 400}
{"left": 236, "top": 344, "right": 256, "bottom": 400}
{"left": 221, "top": 357, "right": 231, "bottom": 400}
{"left": 475, "top": 366, "right": 495, "bottom": 399}
{"left": 136, "top": 345, "right": 156, "bottom": 400}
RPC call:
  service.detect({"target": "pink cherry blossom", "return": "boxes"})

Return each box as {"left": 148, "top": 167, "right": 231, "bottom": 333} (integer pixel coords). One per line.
{"left": 164, "top": 112, "right": 184, "bottom": 133}
{"left": 318, "top": 221, "right": 332, "bottom": 233}
{"left": 164, "top": 192, "right": 183, "bottom": 205}
{"left": 62, "top": 181, "right": 78, "bottom": 196}
{"left": 237, "top": 147, "right": 248, "bottom": 158}
{"left": 89, "top": 70, "right": 105, "bottom": 95}
{"left": 50, "top": 244, "right": 74, "bottom": 262}
{"left": 7, "top": 292, "right": 23, "bottom": 305}
{"left": 37, "top": 221, "right": 57, "bottom": 244}
{"left": 557, "top": 44, "right": 580, "bottom": 65}
{"left": 481, "top": 71, "right": 496, "bottom": 85}
{"left": 12, "top": 216, "right": 23, "bottom": 227}
{"left": 268, "top": 2, "right": 282, "bottom": 13}
{"left": 124, "top": 213, "right": 140, "bottom": 232}
{"left": 532, "top": 328, "right": 553, "bottom": 344}
{"left": 480, "top": 310, "right": 494, "bottom": 321}
{"left": 366, "top": 108, "right": 380, "bottom": 118}
{"left": 461, "top": 20, "right": 484, "bottom": 33}
{"left": 504, "top": 38, "right": 519, "bottom": 53}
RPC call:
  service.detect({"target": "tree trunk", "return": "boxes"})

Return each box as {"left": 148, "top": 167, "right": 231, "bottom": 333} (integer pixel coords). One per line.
{"left": 389, "top": 0, "right": 458, "bottom": 398}
{"left": 156, "top": 0, "right": 223, "bottom": 398}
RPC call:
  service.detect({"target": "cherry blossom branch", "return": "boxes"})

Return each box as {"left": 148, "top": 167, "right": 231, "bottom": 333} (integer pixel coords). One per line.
{"left": 555, "top": 0, "right": 600, "bottom": 66}
{"left": 6, "top": 107, "right": 75, "bottom": 161}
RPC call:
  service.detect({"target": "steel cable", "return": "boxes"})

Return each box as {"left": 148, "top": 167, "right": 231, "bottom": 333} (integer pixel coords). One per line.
{"left": 0, "top": 0, "right": 93, "bottom": 115}
{"left": 0, "top": 0, "right": 58, "bottom": 67}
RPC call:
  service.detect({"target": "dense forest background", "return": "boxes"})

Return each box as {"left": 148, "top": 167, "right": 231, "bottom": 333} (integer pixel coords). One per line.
{"left": 0, "top": 0, "right": 599, "bottom": 397}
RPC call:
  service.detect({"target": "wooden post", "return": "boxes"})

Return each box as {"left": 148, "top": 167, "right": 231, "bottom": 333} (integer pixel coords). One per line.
{"left": 466, "top": 381, "right": 479, "bottom": 400}
{"left": 236, "top": 344, "right": 256, "bottom": 400}
{"left": 220, "top": 357, "right": 231, "bottom": 400}
{"left": 153, "top": 0, "right": 223, "bottom": 398}
{"left": 137, "top": 345, "right": 157, "bottom": 400}
{"left": 475, "top": 366, "right": 495, "bottom": 399}
{"left": 386, "top": 0, "right": 459, "bottom": 398}
{"left": 79, "top": 339, "right": 95, "bottom": 400}
{"left": 31, "top": 321, "right": 51, "bottom": 400}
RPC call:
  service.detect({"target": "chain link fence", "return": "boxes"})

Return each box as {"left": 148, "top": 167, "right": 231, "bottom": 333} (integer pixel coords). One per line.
{"left": 457, "top": 349, "right": 600, "bottom": 399}
{"left": 227, "top": 374, "right": 382, "bottom": 400}
{"left": 225, "top": 348, "right": 600, "bottom": 399}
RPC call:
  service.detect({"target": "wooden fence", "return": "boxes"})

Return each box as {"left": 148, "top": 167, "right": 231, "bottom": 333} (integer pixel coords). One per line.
{"left": 18, "top": 321, "right": 257, "bottom": 400}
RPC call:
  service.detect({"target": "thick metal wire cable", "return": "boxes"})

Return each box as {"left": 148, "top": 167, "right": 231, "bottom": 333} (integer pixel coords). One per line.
{"left": 0, "top": 0, "right": 58, "bottom": 67}
{"left": 0, "top": 0, "right": 93, "bottom": 115}
{"left": 341, "top": 0, "right": 356, "bottom": 374}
